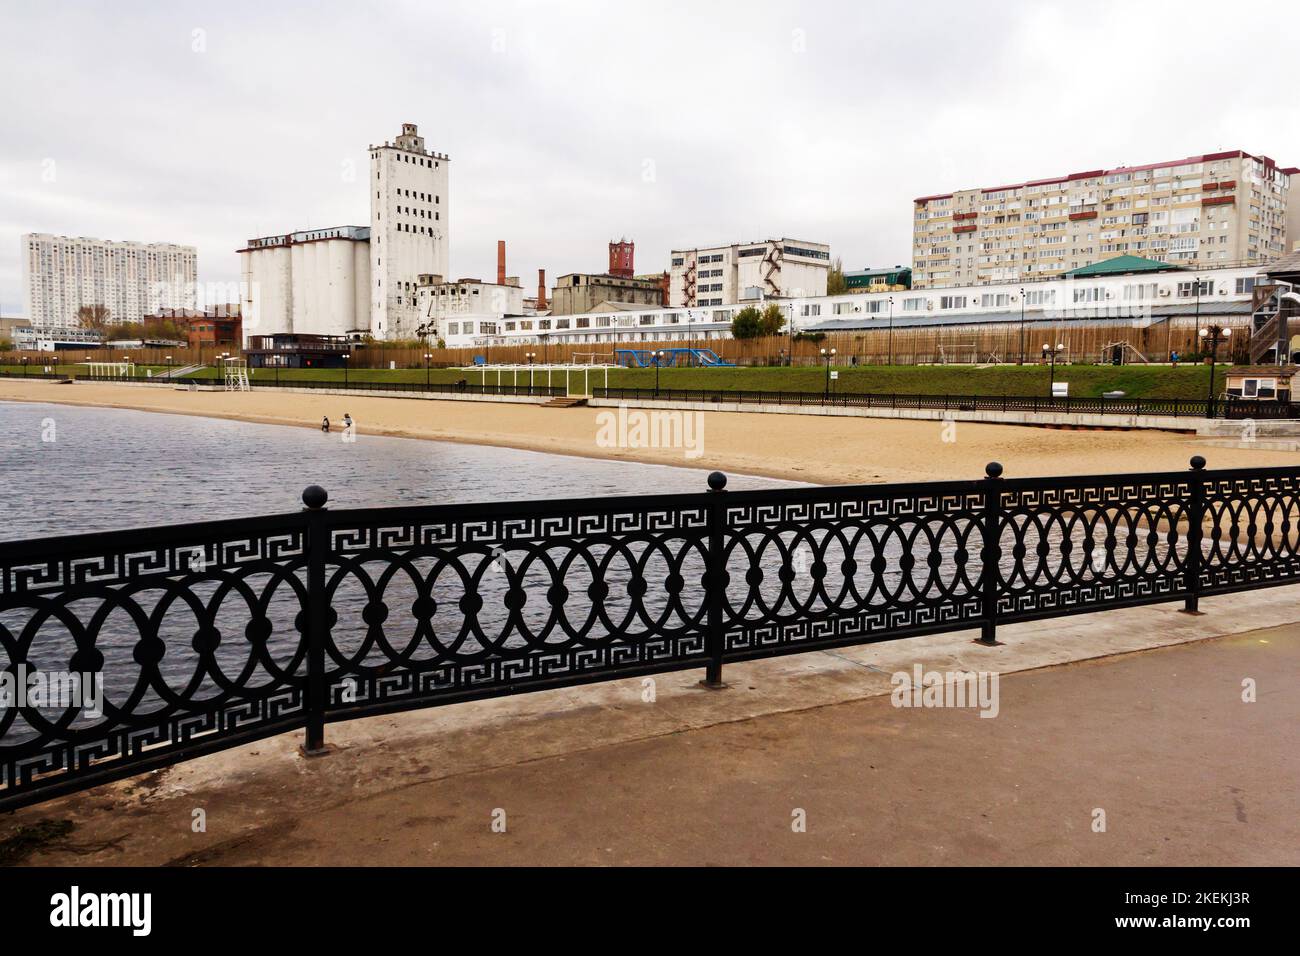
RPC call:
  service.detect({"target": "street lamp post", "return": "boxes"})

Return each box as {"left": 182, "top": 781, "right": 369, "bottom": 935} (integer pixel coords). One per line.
{"left": 820, "top": 346, "right": 837, "bottom": 401}
{"left": 654, "top": 350, "right": 665, "bottom": 395}
{"left": 342, "top": 353, "right": 349, "bottom": 388}
{"left": 1199, "top": 324, "right": 1231, "bottom": 419}
{"left": 525, "top": 352, "right": 536, "bottom": 393}
{"left": 1042, "top": 342, "right": 1065, "bottom": 394}
{"left": 424, "top": 352, "right": 432, "bottom": 388}
{"left": 887, "top": 296, "right": 895, "bottom": 366}
{"left": 21, "top": 356, "right": 28, "bottom": 378}
{"left": 1018, "top": 287, "right": 1026, "bottom": 365}
{"left": 788, "top": 305, "right": 794, "bottom": 367}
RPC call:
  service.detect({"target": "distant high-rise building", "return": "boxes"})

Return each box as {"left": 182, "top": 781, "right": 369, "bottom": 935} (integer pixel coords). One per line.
{"left": 912, "top": 150, "right": 1296, "bottom": 289}
{"left": 21, "top": 233, "right": 197, "bottom": 329}
{"left": 369, "top": 123, "right": 450, "bottom": 339}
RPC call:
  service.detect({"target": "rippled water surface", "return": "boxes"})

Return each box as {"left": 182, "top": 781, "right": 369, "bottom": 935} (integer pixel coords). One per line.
{"left": 0, "top": 401, "right": 793, "bottom": 539}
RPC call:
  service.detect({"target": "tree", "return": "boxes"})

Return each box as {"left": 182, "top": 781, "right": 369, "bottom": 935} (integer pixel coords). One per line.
{"left": 759, "top": 304, "right": 786, "bottom": 337}
{"left": 77, "top": 304, "right": 111, "bottom": 330}
{"left": 827, "top": 257, "right": 847, "bottom": 297}
{"left": 730, "top": 306, "right": 763, "bottom": 339}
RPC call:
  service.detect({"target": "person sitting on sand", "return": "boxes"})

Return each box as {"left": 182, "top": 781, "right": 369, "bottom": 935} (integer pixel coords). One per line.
{"left": 321, "top": 416, "right": 330, "bottom": 432}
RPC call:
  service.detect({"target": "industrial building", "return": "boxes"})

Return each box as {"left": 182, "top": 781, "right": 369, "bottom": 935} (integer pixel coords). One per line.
{"left": 913, "top": 149, "right": 1295, "bottom": 289}
{"left": 369, "top": 123, "right": 450, "bottom": 339}
{"left": 21, "top": 233, "right": 197, "bottom": 328}
{"left": 669, "top": 238, "right": 829, "bottom": 306}
{"left": 237, "top": 226, "right": 371, "bottom": 338}
{"left": 418, "top": 242, "right": 527, "bottom": 339}
{"left": 235, "top": 123, "right": 450, "bottom": 344}
{"left": 548, "top": 241, "right": 666, "bottom": 315}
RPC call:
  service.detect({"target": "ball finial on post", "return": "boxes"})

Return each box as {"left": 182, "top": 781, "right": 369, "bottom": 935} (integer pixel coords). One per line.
{"left": 707, "top": 471, "right": 728, "bottom": 492}
{"left": 1189, "top": 456, "right": 1206, "bottom": 471}
{"left": 984, "top": 462, "right": 1004, "bottom": 479}
{"left": 302, "top": 485, "right": 329, "bottom": 510}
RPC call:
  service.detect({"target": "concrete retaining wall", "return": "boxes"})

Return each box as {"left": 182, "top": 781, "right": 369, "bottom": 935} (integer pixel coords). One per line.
{"left": 586, "top": 396, "right": 1197, "bottom": 432}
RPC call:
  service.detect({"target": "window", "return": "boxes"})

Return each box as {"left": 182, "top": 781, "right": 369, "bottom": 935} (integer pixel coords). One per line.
{"left": 939, "top": 295, "right": 967, "bottom": 309}
{"left": 1236, "top": 277, "right": 1257, "bottom": 294}
{"left": 1177, "top": 280, "right": 1214, "bottom": 297}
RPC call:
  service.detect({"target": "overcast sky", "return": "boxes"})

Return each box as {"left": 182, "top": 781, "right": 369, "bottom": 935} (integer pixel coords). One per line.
{"left": 2, "top": 0, "right": 1297, "bottom": 313}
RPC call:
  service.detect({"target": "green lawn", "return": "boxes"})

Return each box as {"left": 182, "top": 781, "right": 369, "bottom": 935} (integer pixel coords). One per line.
{"left": 1, "top": 361, "right": 1224, "bottom": 399}
{"left": 564, "top": 363, "right": 1220, "bottom": 399}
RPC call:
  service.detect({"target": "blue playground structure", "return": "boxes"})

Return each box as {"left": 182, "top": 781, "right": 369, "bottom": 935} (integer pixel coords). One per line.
{"left": 614, "top": 347, "right": 735, "bottom": 368}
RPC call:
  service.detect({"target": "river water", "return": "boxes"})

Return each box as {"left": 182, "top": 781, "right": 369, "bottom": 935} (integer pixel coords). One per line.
{"left": 0, "top": 401, "right": 791, "bottom": 540}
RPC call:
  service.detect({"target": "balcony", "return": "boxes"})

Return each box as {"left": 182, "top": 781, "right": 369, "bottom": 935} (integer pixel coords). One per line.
{"left": 1068, "top": 210, "right": 1098, "bottom": 221}
{"left": 1202, "top": 196, "right": 1236, "bottom": 207}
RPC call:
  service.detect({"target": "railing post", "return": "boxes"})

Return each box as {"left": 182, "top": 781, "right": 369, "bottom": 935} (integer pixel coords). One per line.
{"left": 301, "top": 485, "right": 330, "bottom": 754}
{"left": 1181, "top": 456, "right": 1207, "bottom": 615}
{"left": 976, "top": 462, "right": 1004, "bottom": 646}
{"left": 701, "top": 471, "right": 728, "bottom": 689}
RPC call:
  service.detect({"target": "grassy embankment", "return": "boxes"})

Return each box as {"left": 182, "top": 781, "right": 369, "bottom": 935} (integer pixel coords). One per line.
{"left": 0, "top": 362, "right": 1221, "bottom": 399}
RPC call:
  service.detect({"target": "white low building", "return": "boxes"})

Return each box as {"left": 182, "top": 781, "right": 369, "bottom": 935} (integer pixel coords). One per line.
{"left": 237, "top": 226, "right": 371, "bottom": 339}
{"left": 431, "top": 258, "right": 1272, "bottom": 352}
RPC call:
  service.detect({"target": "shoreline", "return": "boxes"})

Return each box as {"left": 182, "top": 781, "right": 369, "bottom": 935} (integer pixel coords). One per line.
{"left": 3, "top": 379, "right": 1297, "bottom": 485}
{"left": 0, "top": 385, "right": 811, "bottom": 484}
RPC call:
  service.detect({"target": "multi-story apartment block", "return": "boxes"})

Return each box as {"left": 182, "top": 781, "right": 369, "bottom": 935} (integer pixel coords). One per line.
{"left": 912, "top": 150, "right": 1295, "bottom": 289}
{"left": 369, "top": 123, "right": 449, "bottom": 339}
{"left": 669, "top": 238, "right": 829, "bottom": 306}
{"left": 21, "top": 234, "right": 197, "bottom": 328}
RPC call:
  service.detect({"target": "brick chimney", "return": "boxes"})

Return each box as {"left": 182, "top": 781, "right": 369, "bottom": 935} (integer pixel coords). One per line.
{"left": 497, "top": 240, "right": 506, "bottom": 286}
{"left": 537, "top": 268, "right": 548, "bottom": 310}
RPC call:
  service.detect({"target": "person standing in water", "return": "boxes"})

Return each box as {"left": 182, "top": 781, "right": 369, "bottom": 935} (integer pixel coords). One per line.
{"left": 321, "top": 416, "right": 330, "bottom": 432}
{"left": 342, "top": 413, "right": 353, "bottom": 431}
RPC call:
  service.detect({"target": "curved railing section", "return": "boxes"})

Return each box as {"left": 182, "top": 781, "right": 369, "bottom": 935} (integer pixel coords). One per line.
{"left": 2, "top": 459, "right": 1298, "bottom": 810}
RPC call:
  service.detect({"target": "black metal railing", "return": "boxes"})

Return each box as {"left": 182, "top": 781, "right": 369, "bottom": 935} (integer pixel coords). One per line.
{"left": 3, "top": 459, "right": 1299, "bottom": 809}
{"left": 592, "top": 387, "right": 1300, "bottom": 420}
{"left": 0, "top": 369, "right": 563, "bottom": 397}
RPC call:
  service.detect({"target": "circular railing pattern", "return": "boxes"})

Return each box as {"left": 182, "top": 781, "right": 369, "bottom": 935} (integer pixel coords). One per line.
{"left": 4, "top": 465, "right": 1300, "bottom": 809}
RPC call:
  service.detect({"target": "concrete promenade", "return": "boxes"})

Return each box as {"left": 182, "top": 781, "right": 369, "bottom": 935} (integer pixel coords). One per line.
{"left": 3, "top": 586, "right": 1297, "bottom": 866}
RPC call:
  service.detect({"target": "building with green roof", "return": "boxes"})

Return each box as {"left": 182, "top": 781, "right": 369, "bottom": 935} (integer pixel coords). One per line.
{"left": 1063, "top": 255, "right": 1186, "bottom": 278}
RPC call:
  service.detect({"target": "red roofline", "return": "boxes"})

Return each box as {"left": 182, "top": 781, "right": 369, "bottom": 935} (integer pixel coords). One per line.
{"left": 921, "top": 150, "right": 1290, "bottom": 199}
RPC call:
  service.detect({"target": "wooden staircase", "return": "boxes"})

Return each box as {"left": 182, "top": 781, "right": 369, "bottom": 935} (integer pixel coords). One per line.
{"left": 542, "top": 396, "right": 588, "bottom": 408}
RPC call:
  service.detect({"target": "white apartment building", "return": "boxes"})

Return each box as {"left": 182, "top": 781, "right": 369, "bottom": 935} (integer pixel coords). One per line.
{"left": 913, "top": 150, "right": 1295, "bottom": 289}
{"left": 369, "top": 123, "right": 450, "bottom": 339}
{"left": 21, "top": 233, "right": 197, "bottom": 328}
{"left": 669, "top": 238, "right": 829, "bottom": 306}
{"left": 237, "top": 226, "right": 371, "bottom": 337}
{"left": 439, "top": 258, "right": 1271, "bottom": 351}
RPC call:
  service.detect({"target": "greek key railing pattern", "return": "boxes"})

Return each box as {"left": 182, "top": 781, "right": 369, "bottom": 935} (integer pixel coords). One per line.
{"left": 3, "top": 461, "right": 1298, "bottom": 809}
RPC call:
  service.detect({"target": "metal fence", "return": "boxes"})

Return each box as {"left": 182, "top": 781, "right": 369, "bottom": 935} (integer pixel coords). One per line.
{"left": 0, "top": 369, "right": 564, "bottom": 397}
{"left": 593, "top": 387, "right": 1300, "bottom": 420}
{"left": 2, "top": 459, "right": 1299, "bottom": 810}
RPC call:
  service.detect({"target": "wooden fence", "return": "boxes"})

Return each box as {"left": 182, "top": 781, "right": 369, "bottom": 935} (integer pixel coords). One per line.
{"left": 0, "top": 319, "right": 1252, "bottom": 370}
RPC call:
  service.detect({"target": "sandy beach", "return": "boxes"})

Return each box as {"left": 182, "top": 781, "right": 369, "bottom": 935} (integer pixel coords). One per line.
{"left": 1, "top": 378, "right": 1295, "bottom": 484}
